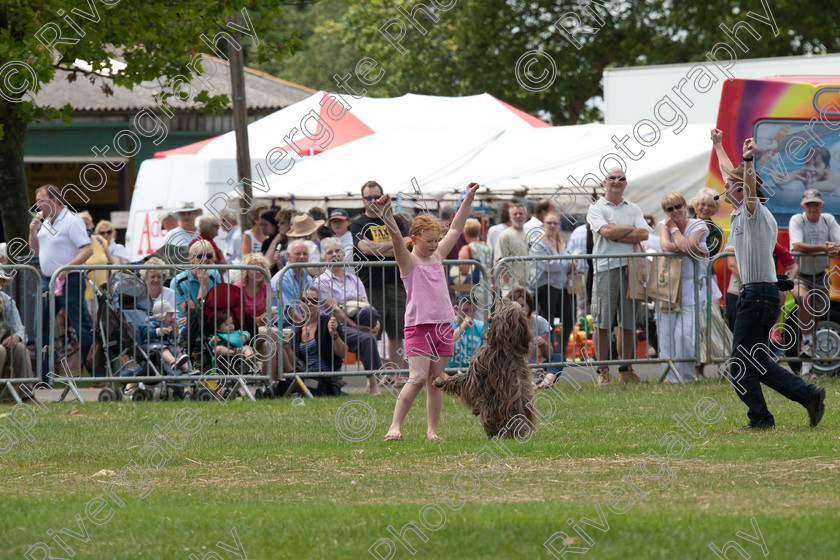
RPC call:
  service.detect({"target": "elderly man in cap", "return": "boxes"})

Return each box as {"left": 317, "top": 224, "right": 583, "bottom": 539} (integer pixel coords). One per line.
{"left": 328, "top": 209, "right": 355, "bottom": 261}
{"left": 789, "top": 188, "right": 840, "bottom": 378}
{"left": 162, "top": 202, "right": 202, "bottom": 246}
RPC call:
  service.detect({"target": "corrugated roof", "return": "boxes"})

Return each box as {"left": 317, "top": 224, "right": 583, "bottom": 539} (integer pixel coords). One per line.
{"left": 32, "top": 55, "right": 314, "bottom": 112}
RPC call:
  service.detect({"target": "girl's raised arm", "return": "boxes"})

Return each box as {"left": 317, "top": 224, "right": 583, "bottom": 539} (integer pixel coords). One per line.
{"left": 370, "top": 194, "right": 414, "bottom": 276}
{"left": 438, "top": 182, "right": 479, "bottom": 258}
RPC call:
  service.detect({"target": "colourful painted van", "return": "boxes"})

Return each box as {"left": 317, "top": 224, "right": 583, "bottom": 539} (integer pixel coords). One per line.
{"left": 708, "top": 76, "right": 840, "bottom": 371}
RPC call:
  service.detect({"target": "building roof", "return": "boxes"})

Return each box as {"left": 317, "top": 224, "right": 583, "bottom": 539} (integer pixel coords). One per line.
{"left": 32, "top": 55, "right": 315, "bottom": 113}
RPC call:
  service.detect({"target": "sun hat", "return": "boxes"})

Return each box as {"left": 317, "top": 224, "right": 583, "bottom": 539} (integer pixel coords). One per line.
{"left": 286, "top": 214, "right": 326, "bottom": 238}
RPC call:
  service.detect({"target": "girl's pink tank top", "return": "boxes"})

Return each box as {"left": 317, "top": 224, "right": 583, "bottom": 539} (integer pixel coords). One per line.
{"left": 402, "top": 256, "right": 456, "bottom": 327}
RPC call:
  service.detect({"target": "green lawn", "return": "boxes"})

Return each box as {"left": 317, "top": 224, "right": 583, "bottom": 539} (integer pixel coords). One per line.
{"left": 1, "top": 377, "right": 839, "bottom": 559}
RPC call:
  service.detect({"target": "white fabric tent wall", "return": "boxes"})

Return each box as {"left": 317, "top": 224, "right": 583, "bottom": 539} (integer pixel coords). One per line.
{"left": 258, "top": 123, "right": 715, "bottom": 224}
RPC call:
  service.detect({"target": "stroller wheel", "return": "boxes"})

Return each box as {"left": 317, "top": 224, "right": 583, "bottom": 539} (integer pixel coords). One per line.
{"left": 255, "top": 388, "right": 264, "bottom": 400}
{"left": 131, "top": 389, "right": 148, "bottom": 402}
{"left": 144, "top": 388, "right": 156, "bottom": 401}
{"left": 197, "top": 389, "right": 215, "bottom": 402}
{"left": 98, "top": 388, "right": 118, "bottom": 402}
{"left": 171, "top": 386, "right": 185, "bottom": 400}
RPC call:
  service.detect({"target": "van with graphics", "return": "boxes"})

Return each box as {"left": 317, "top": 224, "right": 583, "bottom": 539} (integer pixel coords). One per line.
{"left": 707, "top": 75, "right": 840, "bottom": 374}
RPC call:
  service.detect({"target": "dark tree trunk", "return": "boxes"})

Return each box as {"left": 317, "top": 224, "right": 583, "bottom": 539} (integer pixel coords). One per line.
{"left": 0, "top": 100, "right": 31, "bottom": 245}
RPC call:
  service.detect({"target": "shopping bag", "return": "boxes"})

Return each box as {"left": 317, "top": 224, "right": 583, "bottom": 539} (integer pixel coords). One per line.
{"left": 647, "top": 255, "right": 682, "bottom": 311}
{"left": 626, "top": 244, "right": 649, "bottom": 303}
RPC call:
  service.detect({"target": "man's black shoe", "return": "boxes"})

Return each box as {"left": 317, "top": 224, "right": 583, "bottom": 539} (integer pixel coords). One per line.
{"left": 732, "top": 424, "right": 775, "bottom": 432}
{"left": 808, "top": 386, "right": 826, "bottom": 427}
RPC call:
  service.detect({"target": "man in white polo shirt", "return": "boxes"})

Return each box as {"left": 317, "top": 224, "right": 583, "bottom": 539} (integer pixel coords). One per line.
{"left": 586, "top": 168, "right": 651, "bottom": 386}
{"left": 712, "top": 129, "right": 825, "bottom": 430}
{"left": 28, "top": 185, "right": 94, "bottom": 381}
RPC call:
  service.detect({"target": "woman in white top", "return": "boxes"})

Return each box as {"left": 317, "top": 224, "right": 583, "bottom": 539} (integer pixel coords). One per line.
{"left": 657, "top": 191, "right": 709, "bottom": 383}
{"left": 241, "top": 202, "right": 270, "bottom": 255}
{"left": 143, "top": 257, "right": 177, "bottom": 321}
{"left": 529, "top": 211, "right": 574, "bottom": 356}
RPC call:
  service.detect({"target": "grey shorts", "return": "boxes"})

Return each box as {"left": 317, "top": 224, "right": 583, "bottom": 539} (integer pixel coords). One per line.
{"left": 794, "top": 272, "right": 830, "bottom": 314}
{"left": 591, "top": 266, "right": 636, "bottom": 330}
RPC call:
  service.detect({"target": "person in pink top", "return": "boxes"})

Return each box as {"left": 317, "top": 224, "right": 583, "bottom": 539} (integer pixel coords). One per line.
{"left": 377, "top": 182, "right": 480, "bottom": 441}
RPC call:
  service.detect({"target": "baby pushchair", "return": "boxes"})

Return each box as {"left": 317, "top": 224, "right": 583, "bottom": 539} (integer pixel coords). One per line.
{"left": 88, "top": 271, "right": 196, "bottom": 401}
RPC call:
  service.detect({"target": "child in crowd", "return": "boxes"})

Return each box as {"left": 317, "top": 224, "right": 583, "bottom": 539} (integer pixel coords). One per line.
{"left": 378, "top": 182, "right": 480, "bottom": 441}
{"left": 448, "top": 294, "right": 485, "bottom": 370}
{"left": 209, "top": 311, "right": 258, "bottom": 374}
{"left": 139, "top": 301, "right": 197, "bottom": 376}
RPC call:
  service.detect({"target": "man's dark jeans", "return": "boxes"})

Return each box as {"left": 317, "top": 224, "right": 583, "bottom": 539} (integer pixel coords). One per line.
{"left": 729, "top": 282, "right": 814, "bottom": 427}
{"left": 41, "top": 273, "right": 94, "bottom": 382}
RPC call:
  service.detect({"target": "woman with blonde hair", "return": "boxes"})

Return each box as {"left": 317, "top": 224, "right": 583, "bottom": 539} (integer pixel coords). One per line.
{"left": 95, "top": 220, "right": 130, "bottom": 264}
{"left": 657, "top": 191, "right": 709, "bottom": 383}
{"left": 688, "top": 187, "right": 729, "bottom": 378}
{"left": 172, "top": 240, "right": 222, "bottom": 321}
{"left": 688, "top": 187, "right": 724, "bottom": 257}
{"left": 233, "top": 252, "right": 279, "bottom": 379}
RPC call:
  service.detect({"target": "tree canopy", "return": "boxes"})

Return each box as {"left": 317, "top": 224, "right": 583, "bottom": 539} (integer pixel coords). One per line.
{"left": 0, "top": 1, "right": 299, "bottom": 244}
{"left": 255, "top": 0, "right": 840, "bottom": 125}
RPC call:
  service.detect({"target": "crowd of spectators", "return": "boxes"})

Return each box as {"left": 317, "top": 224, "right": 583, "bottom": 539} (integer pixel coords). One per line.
{"left": 3, "top": 162, "right": 838, "bottom": 399}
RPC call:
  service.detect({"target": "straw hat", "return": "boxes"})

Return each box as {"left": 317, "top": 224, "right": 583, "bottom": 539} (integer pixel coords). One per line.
{"left": 176, "top": 201, "right": 203, "bottom": 215}
{"left": 287, "top": 214, "right": 325, "bottom": 238}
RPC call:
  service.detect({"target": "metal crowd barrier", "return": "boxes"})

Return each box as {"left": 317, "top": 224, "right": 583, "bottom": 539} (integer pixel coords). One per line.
{"left": 45, "top": 264, "right": 273, "bottom": 402}
{"left": 273, "top": 259, "right": 491, "bottom": 392}
{"left": 0, "top": 265, "right": 43, "bottom": 404}
{"left": 497, "top": 251, "right": 712, "bottom": 382}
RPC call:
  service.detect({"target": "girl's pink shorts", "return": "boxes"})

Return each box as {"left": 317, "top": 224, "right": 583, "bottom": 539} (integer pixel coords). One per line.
{"left": 404, "top": 323, "right": 455, "bottom": 357}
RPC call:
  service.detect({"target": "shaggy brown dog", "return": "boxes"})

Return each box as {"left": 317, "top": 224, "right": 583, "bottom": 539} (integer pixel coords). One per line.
{"left": 434, "top": 299, "right": 537, "bottom": 438}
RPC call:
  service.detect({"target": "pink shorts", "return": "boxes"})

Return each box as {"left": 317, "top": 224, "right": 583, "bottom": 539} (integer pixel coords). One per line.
{"left": 404, "top": 323, "right": 455, "bottom": 358}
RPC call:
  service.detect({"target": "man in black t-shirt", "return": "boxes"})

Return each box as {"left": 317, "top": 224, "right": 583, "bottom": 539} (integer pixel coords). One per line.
{"left": 350, "top": 180, "right": 410, "bottom": 371}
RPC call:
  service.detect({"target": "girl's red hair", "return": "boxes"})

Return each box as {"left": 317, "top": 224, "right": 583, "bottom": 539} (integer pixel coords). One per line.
{"left": 406, "top": 214, "right": 443, "bottom": 251}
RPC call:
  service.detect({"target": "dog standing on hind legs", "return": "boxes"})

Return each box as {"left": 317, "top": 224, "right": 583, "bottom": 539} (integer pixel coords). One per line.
{"left": 434, "top": 299, "right": 537, "bottom": 438}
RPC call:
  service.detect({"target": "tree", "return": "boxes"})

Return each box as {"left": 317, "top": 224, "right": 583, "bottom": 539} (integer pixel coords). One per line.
{"left": 0, "top": 1, "right": 300, "bottom": 246}
{"left": 282, "top": 0, "right": 839, "bottom": 125}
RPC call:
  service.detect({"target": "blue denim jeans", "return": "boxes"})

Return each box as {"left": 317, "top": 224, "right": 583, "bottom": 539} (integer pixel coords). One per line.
{"left": 41, "top": 273, "right": 94, "bottom": 381}
{"left": 729, "top": 283, "right": 814, "bottom": 427}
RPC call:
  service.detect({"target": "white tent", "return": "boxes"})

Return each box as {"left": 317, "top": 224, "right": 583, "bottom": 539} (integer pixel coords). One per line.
{"left": 127, "top": 91, "right": 549, "bottom": 257}
{"left": 258, "top": 123, "right": 715, "bottom": 219}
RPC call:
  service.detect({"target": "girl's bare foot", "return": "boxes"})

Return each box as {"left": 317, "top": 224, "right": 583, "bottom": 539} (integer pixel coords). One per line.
{"left": 427, "top": 434, "right": 443, "bottom": 441}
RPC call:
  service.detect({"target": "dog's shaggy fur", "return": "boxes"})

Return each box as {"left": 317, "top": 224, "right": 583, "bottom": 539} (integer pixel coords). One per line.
{"left": 434, "top": 299, "right": 537, "bottom": 438}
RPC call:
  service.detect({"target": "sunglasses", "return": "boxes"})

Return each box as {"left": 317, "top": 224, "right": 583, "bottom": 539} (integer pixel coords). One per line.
{"left": 100, "top": 230, "right": 113, "bottom": 235}
{"left": 325, "top": 249, "right": 342, "bottom": 255}
{"left": 196, "top": 252, "right": 214, "bottom": 260}
{"left": 362, "top": 195, "right": 380, "bottom": 201}
{"left": 606, "top": 175, "right": 626, "bottom": 181}
{"left": 665, "top": 203, "right": 684, "bottom": 213}
{"left": 302, "top": 297, "right": 320, "bottom": 305}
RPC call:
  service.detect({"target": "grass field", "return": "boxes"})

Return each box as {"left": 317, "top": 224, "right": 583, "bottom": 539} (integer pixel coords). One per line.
{"left": 2, "top": 376, "right": 839, "bottom": 560}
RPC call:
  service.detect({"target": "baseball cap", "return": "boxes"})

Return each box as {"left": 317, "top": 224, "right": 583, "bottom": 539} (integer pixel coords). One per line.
{"left": 329, "top": 209, "right": 350, "bottom": 221}
{"left": 801, "top": 188, "right": 824, "bottom": 205}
